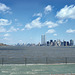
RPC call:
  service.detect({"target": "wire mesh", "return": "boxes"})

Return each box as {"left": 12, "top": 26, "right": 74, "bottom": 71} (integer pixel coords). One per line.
{"left": 0, "top": 57, "right": 75, "bottom": 65}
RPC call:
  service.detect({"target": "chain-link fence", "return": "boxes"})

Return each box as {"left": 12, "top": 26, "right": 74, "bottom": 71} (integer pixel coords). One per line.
{"left": 0, "top": 57, "right": 75, "bottom": 65}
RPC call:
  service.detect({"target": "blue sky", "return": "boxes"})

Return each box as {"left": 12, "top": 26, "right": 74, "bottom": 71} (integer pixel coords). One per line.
{"left": 0, "top": 0, "right": 75, "bottom": 45}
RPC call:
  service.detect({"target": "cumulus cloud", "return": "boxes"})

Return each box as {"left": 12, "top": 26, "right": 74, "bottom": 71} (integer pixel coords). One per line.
{"left": 7, "top": 26, "right": 19, "bottom": 32}
{"left": 66, "top": 29, "right": 75, "bottom": 33}
{"left": 25, "top": 24, "right": 32, "bottom": 29}
{"left": 0, "top": 3, "right": 11, "bottom": 13}
{"left": 25, "top": 17, "right": 58, "bottom": 29}
{"left": 44, "top": 21, "right": 58, "bottom": 28}
{"left": 21, "top": 28, "right": 25, "bottom": 31}
{"left": 57, "top": 19, "right": 68, "bottom": 24}
{"left": 0, "top": 26, "right": 6, "bottom": 32}
{"left": 4, "top": 33, "right": 10, "bottom": 37}
{"left": 0, "top": 19, "right": 12, "bottom": 26}
{"left": 3, "top": 37, "right": 10, "bottom": 40}
{"left": 33, "top": 13, "right": 42, "bottom": 17}
{"left": 44, "top": 5, "right": 52, "bottom": 14}
{"left": 56, "top": 5, "right": 75, "bottom": 19}
{"left": 25, "top": 17, "right": 42, "bottom": 29}
{"left": 46, "top": 29, "right": 55, "bottom": 34}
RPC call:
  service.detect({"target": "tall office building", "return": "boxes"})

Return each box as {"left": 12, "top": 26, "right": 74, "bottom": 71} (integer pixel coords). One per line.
{"left": 57, "top": 40, "right": 61, "bottom": 46}
{"left": 67, "top": 41, "right": 69, "bottom": 46}
{"left": 41, "top": 35, "right": 46, "bottom": 45}
{"left": 63, "top": 41, "right": 67, "bottom": 46}
{"left": 47, "top": 41, "right": 50, "bottom": 46}
{"left": 70, "top": 39, "right": 74, "bottom": 46}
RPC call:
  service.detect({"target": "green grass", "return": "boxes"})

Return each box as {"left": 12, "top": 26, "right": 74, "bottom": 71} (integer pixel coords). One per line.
{"left": 0, "top": 64, "right": 75, "bottom": 75}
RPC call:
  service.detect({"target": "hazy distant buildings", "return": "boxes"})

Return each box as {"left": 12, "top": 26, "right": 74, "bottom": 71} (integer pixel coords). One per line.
{"left": 41, "top": 35, "right": 46, "bottom": 45}
{"left": 46, "top": 39, "right": 74, "bottom": 47}
{"left": 67, "top": 41, "right": 69, "bottom": 46}
{"left": 70, "top": 39, "right": 74, "bottom": 46}
{"left": 15, "top": 35, "right": 74, "bottom": 47}
{"left": 63, "top": 41, "right": 66, "bottom": 46}
{"left": 57, "top": 40, "right": 61, "bottom": 46}
{"left": 0, "top": 43, "right": 8, "bottom": 46}
{"left": 47, "top": 41, "right": 50, "bottom": 46}
{"left": 61, "top": 42, "right": 64, "bottom": 46}
{"left": 17, "top": 43, "right": 26, "bottom": 46}
{"left": 54, "top": 40, "right": 58, "bottom": 46}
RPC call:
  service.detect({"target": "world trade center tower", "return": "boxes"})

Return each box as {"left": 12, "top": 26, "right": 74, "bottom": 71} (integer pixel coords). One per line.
{"left": 41, "top": 35, "right": 46, "bottom": 45}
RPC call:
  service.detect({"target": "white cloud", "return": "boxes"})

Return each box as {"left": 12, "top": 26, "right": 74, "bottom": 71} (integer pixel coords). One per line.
{"left": 21, "top": 28, "right": 25, "bottom": 31}
{"left": 56, "top": 5, "right": 75, "bottom": 19}
{"left": 25, "top": 17, "right": 42, "bottom": 29}
{"left": 57, "top": 19, "right": 68, "bottom": 24}
{"left": 0, "top": 19, "right": 12, "bottom": 26}
{"left": 25, "top": 17, "right": 58, "bottom": 29}
{"left": 0, "top": 26, "right": 6, "bottom": 32}
{"left": 33, "top": 13, "right": 42, "bottom": 17}
{"left": 4, "top": 33, "right": 10, "bottom": 37}
{"left": 7, "top": 26, "right": 19, "bottom": 32}
{"left": 44, "top": 5, "right": 52, "bottom": 14}
{"left": 66, "top": 29, "right": 75, "bottom": 33}
{"left": 25, "top": 24, "right": 32, "bottom": 29}
{"left": 3, "top": 37, "right": 10, "bottom": 41}
{"left": 44, "top": 21, "right": 58, "bottom": 28}
{"left": 46, "top": 29, "right": 55, "bottom": 34}
{"left": 53, "top": 34, "right": 57, "bottom": 36}
{"left": 57, "top": 20, "right": 63, "bottom": 24}
{"left": 0, "top": 3, "right": 11, "bottom": 13}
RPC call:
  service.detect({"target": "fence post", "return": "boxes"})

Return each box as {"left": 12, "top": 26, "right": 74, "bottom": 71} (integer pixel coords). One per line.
{"left": 2, "top": 58, "right": 4, "bottom": 65}
{"left": 46, "top": 57, "right": 48, "bottom": 64}
{"left": 25, "top": 58, "right": 27, "bottom": 66}
{"left": 65, "top": 57, "right": 67, "bottom": 64}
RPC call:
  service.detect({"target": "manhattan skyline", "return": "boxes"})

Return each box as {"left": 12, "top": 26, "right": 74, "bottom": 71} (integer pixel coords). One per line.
{"left": 0, "top": 0, "right": 75, "bottom": 45}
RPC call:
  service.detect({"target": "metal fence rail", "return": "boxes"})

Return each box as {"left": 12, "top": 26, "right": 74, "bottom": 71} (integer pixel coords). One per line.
{"left": 0, "top": 57, "right": 75, "bottom": 65}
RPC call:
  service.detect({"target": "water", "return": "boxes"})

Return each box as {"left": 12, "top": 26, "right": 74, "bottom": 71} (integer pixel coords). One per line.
{"left": 0, "top": 46, "right": 75, "bottom": 58}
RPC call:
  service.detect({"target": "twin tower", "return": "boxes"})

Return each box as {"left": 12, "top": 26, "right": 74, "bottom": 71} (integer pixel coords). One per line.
{"left": 41, "top": 35, "right": 46, "bottom": 45}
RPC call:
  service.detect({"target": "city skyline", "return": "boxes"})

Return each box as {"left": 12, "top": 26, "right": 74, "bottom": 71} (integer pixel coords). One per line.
{"left": 0, "top": 0, "right": 75, "bottom": 45}
{"left": 16, "top": 38, "right": 74, "bottom": 46}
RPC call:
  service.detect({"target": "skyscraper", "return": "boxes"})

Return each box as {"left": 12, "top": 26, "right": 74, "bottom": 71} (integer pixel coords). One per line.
{"left": 47, "top": 41, "right": 50, "bottom": 46}
{"left": 70, "top": 39, "right": 74, "bottom": 46}
{"left": 41, "top": 35, "right": 46, "bottom": 45}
